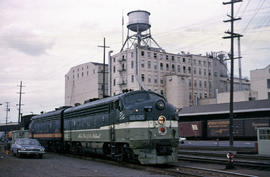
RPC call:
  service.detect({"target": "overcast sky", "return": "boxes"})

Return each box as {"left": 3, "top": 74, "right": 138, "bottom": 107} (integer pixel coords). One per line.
{"left": 0, "top": 0, "right": 269, "bottom": 123}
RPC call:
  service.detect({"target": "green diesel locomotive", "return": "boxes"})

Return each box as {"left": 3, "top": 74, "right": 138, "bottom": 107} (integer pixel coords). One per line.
{"left": 30, "top": 90, "right": 179, "bottom": 164}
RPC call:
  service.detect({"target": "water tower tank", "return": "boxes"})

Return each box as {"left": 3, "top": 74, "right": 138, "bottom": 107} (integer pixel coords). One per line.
{"left": 127, "top": 10, "right": 151, "bottom": 32}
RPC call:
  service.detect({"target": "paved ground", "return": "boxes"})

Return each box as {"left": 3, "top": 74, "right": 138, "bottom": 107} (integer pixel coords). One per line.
{"left": 0, "top": 153, "right": 171, "bottom": 177}
{"left": 176, "top": 160, "right": 270, "bottom": 177}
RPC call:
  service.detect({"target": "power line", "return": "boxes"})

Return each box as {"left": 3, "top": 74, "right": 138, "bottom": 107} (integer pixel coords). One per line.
{"left": 242, "top": 0, "right": 266, "bottom": 33}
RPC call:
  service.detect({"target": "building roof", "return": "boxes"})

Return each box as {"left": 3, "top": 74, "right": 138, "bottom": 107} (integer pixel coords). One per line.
{"left": 179, "top": 99, "right": 270, "bottom": 117}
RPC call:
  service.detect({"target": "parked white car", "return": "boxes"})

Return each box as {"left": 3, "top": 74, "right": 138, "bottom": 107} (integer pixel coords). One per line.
{"left": 11, "top": 138, "right": 45, "bottom": 158}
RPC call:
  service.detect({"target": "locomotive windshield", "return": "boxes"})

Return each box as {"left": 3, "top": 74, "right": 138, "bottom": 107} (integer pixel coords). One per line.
{"left": 124, "top": 91, "right": 165, "bottom": 105}
{"left": 124, "top": 92, "right": 149, "bottom": 104}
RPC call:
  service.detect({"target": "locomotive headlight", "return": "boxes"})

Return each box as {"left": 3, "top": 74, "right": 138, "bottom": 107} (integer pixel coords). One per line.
{"left": 156, "top": 100, "right": 165, "bottom": 110}
{"left": 158, "top": 115, "right": 166, "bottom": 125}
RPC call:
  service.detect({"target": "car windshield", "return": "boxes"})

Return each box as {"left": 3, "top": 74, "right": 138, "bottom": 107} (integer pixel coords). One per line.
{"left": 17, "top": 139, "right": 40, "bottom": 145}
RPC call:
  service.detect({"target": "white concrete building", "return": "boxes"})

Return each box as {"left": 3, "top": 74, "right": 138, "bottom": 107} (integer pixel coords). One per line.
{"left": 65, "top": 62, "right": 108, "bottom": 106}
{"left": 251, "top": 64, "right": 270, "bottom": 100}
{"left": 110, "top": 48, "right": 229, "bottom": 108}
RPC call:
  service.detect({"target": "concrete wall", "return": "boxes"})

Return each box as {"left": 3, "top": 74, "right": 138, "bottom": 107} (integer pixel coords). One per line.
{"left": 217, "top": 90, "right": 250, "bottom": 104}
{"left": 165, "top": 75, "right": 189, "bottom": 108}
{"left": 251, "top": 65, "right": 270, "bottom": 100}
{"left": 65, "top": 62, "right": 108, "bottom": 106}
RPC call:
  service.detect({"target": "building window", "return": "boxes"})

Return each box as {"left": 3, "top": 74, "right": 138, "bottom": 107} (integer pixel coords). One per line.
{"left": 189, "top": 79, "right": 191, "bottom": 87}
{"left": 154, "top": 61, "right": 158, "bottom": 70}
{"left": 204, "top": 81, "right": 207, "bottom": 88}
{"left": 141, "top": 51, "right": 145, "bottom": 56}
{"left": 183, "top": 66, "right": 186, "bottom": 73}
{"left": 113, "top": 79, "right": 116, "bottom": 86}
{"left": 183, "top": 58, "right": 185, "bottom": 63}
{"left": 160, "top": 78, "right": 164, "bottom": 84}
{"left": 141, "top": 60, "right": 144, "bottom": 68}
{"left": 82, "top": 72, "right": 84, "bottom": 77}
{"left": 188, "top": 67, "right": 191, "bottom": 74}
{"left": 159, "top": 54, "right": 163, "bottom": 59}
{"left": 204, "top": 93, "right": 208, "bottom": 98}
{"left": 160, "top": 63, "right": 163, "bottom": 70}
{"left": 193, "top": 59, "right": 196, "bottom": 65}
{"left": 160, "top": 90, "right": 164, "bottom": 95}
{"left": 268, "top": 92, "right": 270, "bottom": 100}
{"left": 113, "top": 66, "right": 115, "bottom": 73}
{"left": 147, "top": 52, "right": 151, "bottom": 57}
{"left": 204, "top": 69, "right": 206, "bottom": 76}
{"left": 194, "top": 80, "right": 197, "bottom": 88}
{"left": 131, "top": 52, "right": 133, "bottom": 58}
{"left": 148, "top": 75, "right": 151, "bottom": 83}
{"left": 172, "top": 56, "right": 174, "bottom": 61}
{"left": 209, "top": 82, "right": 212, "bottom": 89}
{"left": 154, "top": 75, "right": 158, "bottom": 84}
{"left": 199, "top": 60, "right": 201, "bottom": 65}
{"left": 166, "top": 55, "right": 168, "bottom": 60}
{"left": 267, "top": 79, "right": 270, "bottom": 88}
{"left": 172, "top": 64, "right": 175, "bottom": 71}
{"left": 209, "top": 71, "right": 212, "bottom": 76}
{"left": 147, "top": 61, "right": 151, "bottom": 69}
{"left": 177, "top": 65, "right": 181, "bottom": 72}
{"left": 199, "top": 80, "right": 202, "bottom": 88}
{"left": 131, "top": 75, "right": 134, "bottom": 83}
{"left": 154, "top": 53, "right": 157, "bottom": 59}
{"left": 87, "top": 71, "right": 89, "bottom": 76}
{"left": 166, "top": 63, "right": 169, "bottom": 71}
{"left": 77, "top": 73, "right": 79, "bottom": 78}
{"left": 194, "top": 68, "right": 196, "bottom": 74}
{"left": 141, "top": 74, "right": 145, "bottom": 82}
{"left": 131, "top": 61, "right": 134, "bottom": 69}
{"left": 199, "top": 68, "right": 201, "bottom": 75}
{"left": 113, "top": 58, "right": 115, "bottom": 62}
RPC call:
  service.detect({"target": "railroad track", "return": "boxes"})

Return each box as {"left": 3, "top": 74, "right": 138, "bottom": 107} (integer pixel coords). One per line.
{"left": 62, "top": 153, "right": 258, "bottom": 177}
{"left": 178, "top": 154, "right": 270, "bottom": 170}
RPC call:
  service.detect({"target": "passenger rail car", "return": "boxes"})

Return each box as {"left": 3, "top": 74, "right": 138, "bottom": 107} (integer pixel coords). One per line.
{"left": 29, "top": 90, "right": 179, "bottom": 164}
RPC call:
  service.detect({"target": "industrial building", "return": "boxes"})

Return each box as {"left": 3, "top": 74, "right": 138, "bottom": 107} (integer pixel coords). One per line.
{"left": 65, "top": 62, "right": 108, "bottom": 106}
{"left": 109, "top": 10, "right": 242, "bottom": 108}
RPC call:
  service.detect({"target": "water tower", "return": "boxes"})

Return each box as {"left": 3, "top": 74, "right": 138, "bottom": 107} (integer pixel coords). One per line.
{"left": 120, "top": 10, "right": 164, "bottom": 52}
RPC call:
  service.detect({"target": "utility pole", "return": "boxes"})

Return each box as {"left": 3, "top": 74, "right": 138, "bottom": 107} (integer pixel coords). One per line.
{"left": 5, "top": 102, "right": 10, "bottom": 136}
{"left": 238, "top": 36, "right": 242, "bottom": 90}
{"left": 98, "top": 37, "right": 110, "bottom": 98}
{"left": 17, "top": 81, "right": 25, "bottom": 123}
{"left": 223, "top": 0, "right": 243, "bottom": 147}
